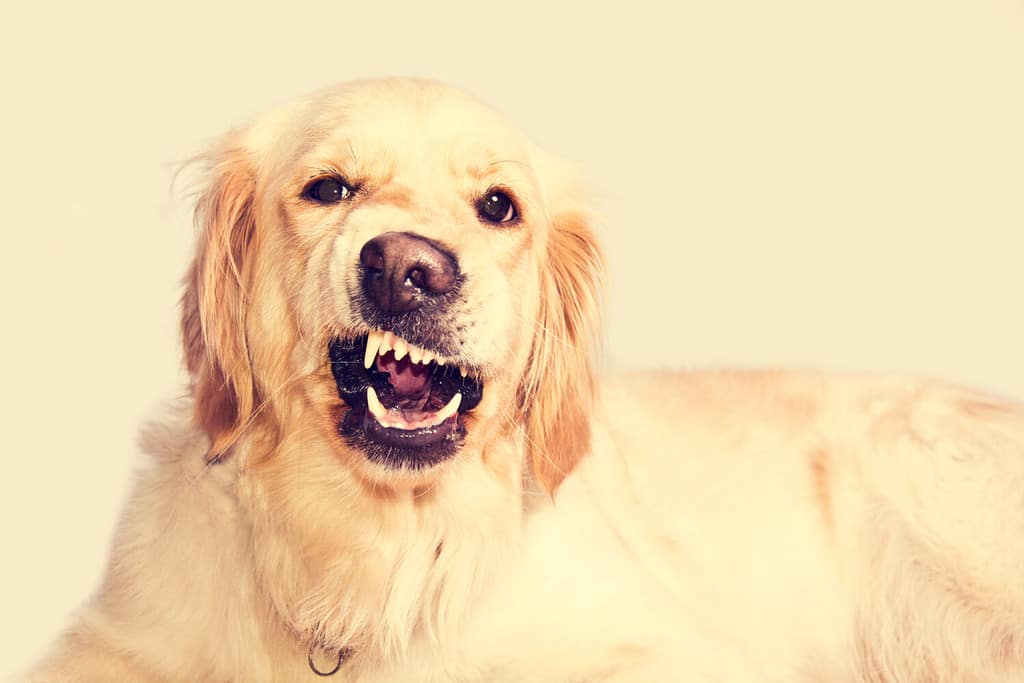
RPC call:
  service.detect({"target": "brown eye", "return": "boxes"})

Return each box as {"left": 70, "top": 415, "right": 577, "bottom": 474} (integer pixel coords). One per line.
{"left": 304, "top": 177, "right": 353, "bottom": 204}
{"left": 477, "top": 190, "right": 518, "bottom": 225}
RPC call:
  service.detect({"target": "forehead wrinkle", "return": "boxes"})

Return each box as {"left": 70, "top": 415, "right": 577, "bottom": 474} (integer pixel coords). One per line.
{"left": 303, "top": 130, "right": 397, "bottom": 189}
{"left": 484, "top": 160, "right": 531, "bottom": 186}
{"left": 456, "top": 156, "right": 531, "bottom": 188}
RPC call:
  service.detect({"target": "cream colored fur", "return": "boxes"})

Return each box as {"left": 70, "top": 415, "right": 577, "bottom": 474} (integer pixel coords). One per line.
{"left": 25, "top": 80, "right": 1024, "bottom": 683}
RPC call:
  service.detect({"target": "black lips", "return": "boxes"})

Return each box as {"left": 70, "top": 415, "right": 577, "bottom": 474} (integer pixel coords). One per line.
{"left": 327, "top": 336, "right": 484, "bottom": 469}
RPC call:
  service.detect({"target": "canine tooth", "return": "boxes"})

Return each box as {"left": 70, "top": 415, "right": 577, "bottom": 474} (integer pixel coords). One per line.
{"left": 364, "top": 331, "right": 383, "bottom": 369}
{"left": 409, "top": 344, "right": 423, "bottom": 364}
{"left": 380, "top": 331, "right": 395, "bottom": 356}
{"left": 435, "top": 392, "right": 463, "bottom": 422}
{"left": 366, "top": 386, "right": 386, "bottom": 419}
{"left": 393, "top": 337, "right": 408, "bottom": 361}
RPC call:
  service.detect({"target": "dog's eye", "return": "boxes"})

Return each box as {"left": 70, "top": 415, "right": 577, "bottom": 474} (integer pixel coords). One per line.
{"left": 476, "top": 190, "right": 518, "bottom": 225}
{"left": 303, "top": 177, "right": 353, "bottom": 204}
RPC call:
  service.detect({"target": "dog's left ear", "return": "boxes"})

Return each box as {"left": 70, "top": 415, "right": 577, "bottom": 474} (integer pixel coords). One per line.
{"left": 180, "top": 135, "right": 261, "bottom": 461}
{"left": 521, "top": 157, "right": 604, "bottom": 494}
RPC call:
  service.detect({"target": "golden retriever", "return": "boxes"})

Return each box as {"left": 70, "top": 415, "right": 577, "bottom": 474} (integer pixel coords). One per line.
{"left": 25, "top": 79, "right": 1024, "bottom": 682}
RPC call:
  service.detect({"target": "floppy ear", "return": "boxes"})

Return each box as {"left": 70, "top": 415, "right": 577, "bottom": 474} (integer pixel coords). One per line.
{"left": 181, "top": 138, "right": 260, "bottom": 461}
{"left": 521, "top": 190, "right": 604, "bottom": 494}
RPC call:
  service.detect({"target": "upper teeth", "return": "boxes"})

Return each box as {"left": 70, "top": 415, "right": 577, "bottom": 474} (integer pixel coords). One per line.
{"left": 363, "top": 330, "right": 469, "bottom": 378}
{"left": 393, "top": 337, "right": 408, "bottom": 361}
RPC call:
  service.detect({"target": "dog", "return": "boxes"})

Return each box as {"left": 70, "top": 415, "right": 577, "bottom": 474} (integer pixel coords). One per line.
{"left": 25, "top": 78, "right": 1024, "bottom": 682}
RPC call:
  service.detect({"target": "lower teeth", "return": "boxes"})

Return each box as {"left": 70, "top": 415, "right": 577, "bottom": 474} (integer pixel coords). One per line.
{"left": 365, "top": 386, "right": 462, "bottom": 430}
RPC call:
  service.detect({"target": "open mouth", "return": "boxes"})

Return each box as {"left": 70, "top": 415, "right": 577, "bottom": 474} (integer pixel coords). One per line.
{"left": 328, "top": 331, "right": 484, "bottom": 469}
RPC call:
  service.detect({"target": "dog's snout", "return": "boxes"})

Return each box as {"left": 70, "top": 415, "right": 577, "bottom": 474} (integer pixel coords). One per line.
{"left": 359, "top": 231, "right": 458, "bottom": 314}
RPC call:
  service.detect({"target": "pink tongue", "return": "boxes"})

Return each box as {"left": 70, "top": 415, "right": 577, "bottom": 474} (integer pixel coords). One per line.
{"left": 377, "top": 353, "right": 431, "bottom": 397}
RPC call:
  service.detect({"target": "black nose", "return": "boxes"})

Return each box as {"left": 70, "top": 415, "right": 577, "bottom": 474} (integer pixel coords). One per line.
{"left": 359, "top": 231, "right": 459, "bottom": 314}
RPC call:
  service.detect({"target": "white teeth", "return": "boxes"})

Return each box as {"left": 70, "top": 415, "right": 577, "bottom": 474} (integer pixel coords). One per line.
{"left": 365, "top": 386, "right": 462, "bottom": 430}
{"left": 362, "top": 330, "right": 456, "bottom": 370}
{"left": 459, "top": 366, "right": 468, "bottom": 378}
{"left": 366, "top": 386, "right": 386, "bottom": 418}
{"left": 435, "top": 392, "right": 463, "bottom": 423}
{"left": 380, "top": 331, "right": 395, "bottom": 356}
{"left": 364, "top": 331, "right": 383, "bottom": 369}
{"left": 393, "top": 337, "right": 408, "bottom": 361}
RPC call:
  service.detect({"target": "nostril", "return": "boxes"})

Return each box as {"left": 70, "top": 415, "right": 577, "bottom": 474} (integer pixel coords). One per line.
{"left": 359, "top": 241, "right": 386, "bottom": 272}
{"left": 407, "top": 268, "right": 426, "bottom": 289}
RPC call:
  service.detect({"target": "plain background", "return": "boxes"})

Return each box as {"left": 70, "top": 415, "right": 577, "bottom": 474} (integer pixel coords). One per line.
{"left": 2, "top": 0, "right": 1022, "bottom": 678}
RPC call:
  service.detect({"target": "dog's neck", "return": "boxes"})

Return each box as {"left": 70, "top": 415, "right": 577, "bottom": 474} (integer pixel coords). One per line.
{"left": 227, "top": 417, "right": 528, "bottom": 676}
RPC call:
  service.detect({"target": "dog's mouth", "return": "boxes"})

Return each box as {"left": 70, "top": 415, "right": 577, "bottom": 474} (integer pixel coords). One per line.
{"left": 328, "top": 331, "right": 484, "bottom": 469}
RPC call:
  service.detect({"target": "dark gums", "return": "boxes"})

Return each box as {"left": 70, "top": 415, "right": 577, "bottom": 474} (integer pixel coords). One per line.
{"left": 328, "top": 336, "right": 483, "bottom": 411}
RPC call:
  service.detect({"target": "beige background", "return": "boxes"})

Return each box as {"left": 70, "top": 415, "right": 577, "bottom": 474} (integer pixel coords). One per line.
{"left": 2, "top": 0, "right": 1022, "bottom": 678}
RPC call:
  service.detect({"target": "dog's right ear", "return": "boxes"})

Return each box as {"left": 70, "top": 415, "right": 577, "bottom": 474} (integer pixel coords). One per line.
{"left": 181, "top": 136, "right": 260, "bottom": 461}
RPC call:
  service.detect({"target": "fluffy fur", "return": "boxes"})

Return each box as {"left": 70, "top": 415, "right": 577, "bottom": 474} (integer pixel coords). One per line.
{"left": 25, "top": 79, "right": 1024, "bottom": 683}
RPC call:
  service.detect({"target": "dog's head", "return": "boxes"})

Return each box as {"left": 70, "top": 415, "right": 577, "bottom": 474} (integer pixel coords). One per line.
{"left": 181, "top": 79, "right": 602, "bottom": 494}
